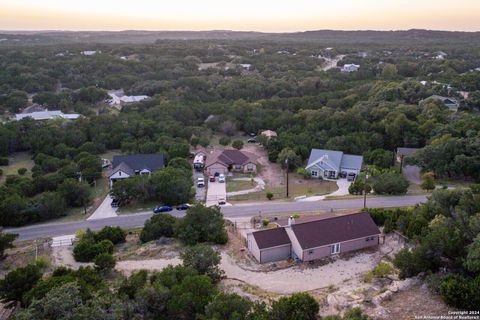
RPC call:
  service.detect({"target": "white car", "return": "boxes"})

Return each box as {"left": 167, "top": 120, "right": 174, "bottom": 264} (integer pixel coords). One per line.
{"left": 218, "top": 174, "right": 225, "bottom": 183}
{"left": 197, "top": 177, "right": 205, "bottom": 187}
{"left": 218, "top": 197, "right": 226, "bottom": 205}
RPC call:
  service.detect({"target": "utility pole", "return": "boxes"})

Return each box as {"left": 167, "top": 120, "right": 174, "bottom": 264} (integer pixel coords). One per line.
{"left": 399, "top": 155, "right": 404, "bottom": 174}
{"left": 363, "top": 169, "right": 369, "bottom": 209}
{"left": 285, "top": 158, "right": 289, "bottom": 198}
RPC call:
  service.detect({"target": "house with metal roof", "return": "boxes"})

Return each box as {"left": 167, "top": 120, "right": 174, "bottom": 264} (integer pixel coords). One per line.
{"left": 109, "top": 154, "right": 165, "bottom": 187}
{"left": 15, "top": 110, "right": 81, "bottom": 121}
{"left": 305, "top": 149, "right": 363, "bottom": 179}
{"left": 247, "top": 212, "right": 381, "bottom": 263}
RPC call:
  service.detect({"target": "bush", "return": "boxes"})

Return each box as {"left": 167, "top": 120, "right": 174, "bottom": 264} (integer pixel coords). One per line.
{"left": 94, "top": 253, "right": 116, "bottom": 273}
{"left": 296, "top": 168, "right": 310, "bottom": 179}
{"left": 439, "top": 274, "right": 480, "bottom": 310}
{"left": 270, "top": 292, "right": 319, "bottom": 320}
{"left": 176, "top": 205, "right": 228, "bottom": 245}
{"left": 372, "top": 172, "right": 409, "bottom": 195}
{"left": 94, "top": 226, "right": 127, "bottom": 245}
{"left": 73, "top": 239, "right": 114, "bottom": 262}
{"left": 17, "top": 168, "right": 28, "bottom": 175}
{"left": 140, "top": 214, "right": 178, "bottom": 243}
{"left": 181, "top": 244, "right": 223, "bottom": 282}
{"left": 421, "top": 172, "right": 435, "bottom": 191}
{"left": 0, "top": 264, "right": 43, "bottom": 305}
{"left": 219, "top": 137, "right": 231, "bottom": 146}
{"left": 262, "top": 219, "right": 269, "bottom": 227}
{"left": 0, "top": 157, "right": 8, "bottom": 166}
{"left": 266, "top": 192, "right": 273, "bottom": 200}
{"left": 232, "top": 140, "right": 244, "bottom": 150}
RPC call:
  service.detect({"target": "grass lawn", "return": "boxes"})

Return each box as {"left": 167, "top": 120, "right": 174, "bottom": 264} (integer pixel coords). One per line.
{"left": 288, "top": 174, "right": 338, "bottom": 197}
{"left": 117, "top": 200, "right": 159, "bottom": 214}
{"left": 226, "top": 178, "right": 256, "bottom": 193}
{"left": 0, "top": 152, "right": 35, "bottom": 183}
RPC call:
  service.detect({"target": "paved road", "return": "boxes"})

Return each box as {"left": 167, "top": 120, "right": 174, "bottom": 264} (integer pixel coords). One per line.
{"left": 6, "top": 195, "right": 427, "bottom": 241}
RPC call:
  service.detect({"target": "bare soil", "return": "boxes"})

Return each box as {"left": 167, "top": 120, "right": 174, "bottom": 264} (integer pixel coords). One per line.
{"left": 242, "top": 144, "right": 284, "bottom": 188}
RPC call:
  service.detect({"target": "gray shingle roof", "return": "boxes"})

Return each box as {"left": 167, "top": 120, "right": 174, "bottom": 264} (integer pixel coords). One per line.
{"left": 290, "top": 212, "right": 381, "bottom": 249}
{"left": 111, "top": 154, "right": 165, "bottom": 176}
{"left": 396, "top": 147, "right": 420, "bottom": 157}
{"left": 251, "top": 227, "right": 291, "bottom": 250}
{"left": 306, "top": 149, "right": 363, "bottom": 172}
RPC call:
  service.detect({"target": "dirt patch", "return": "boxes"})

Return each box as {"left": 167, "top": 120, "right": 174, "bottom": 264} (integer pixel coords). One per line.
{"left": 379, "top": 284, "right": 454, "bottom": 319}
{"left": 0, "top": 240, "right": 51, "bottom": 276}
{"left": 114, "top": 233, "right": 181, "bottom": 261}
{"left": 242, "top": 144, "right": 284, "bottom": 188}
{"left": 51, "top": 246, "right": 93, "bottom": 269}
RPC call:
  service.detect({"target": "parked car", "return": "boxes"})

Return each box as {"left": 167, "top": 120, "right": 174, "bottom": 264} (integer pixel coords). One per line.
{"left": 197, "top": 177, "right": 205, "bottom": 187}
{"left": 214, "top": 172, "right": 220, "bottom": 177}
{"left": 347, "top": 173, "right": 357, "bottom": 181}
{"left": 209, "top": 175, "right": 216, "bottom": 182}
{"left": 247, "top": 138, "right": 256, "bottom": 143}
{"left": 153, "top": 205, "right": 173, "bottom": 213}
{"left": 176, "top": 203, "right": 191, "bottom": 210}
{"left": 339, "top": 171, "right": 347, "bottom": 178}
{"left": 111, "top": 198, "right": 121, "bottom": 207}
{"left": 218, "top": 174, "right": 225, "bottom": 183}
{"left": 218, "top": 197, "right": 226, "bottom": 205}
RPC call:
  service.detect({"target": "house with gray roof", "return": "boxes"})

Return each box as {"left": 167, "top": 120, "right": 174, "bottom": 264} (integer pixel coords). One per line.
{"left": 15, "top": 110, "right": 81, "bottom": 121}
{"left": 109, "top": 154, "right": 165, "bottom": 187}
{"left": 305, "top": 149, "right": 363, "bottom": 179}
{"left": 247, "top": 212, "right": 381, "bottom": 263}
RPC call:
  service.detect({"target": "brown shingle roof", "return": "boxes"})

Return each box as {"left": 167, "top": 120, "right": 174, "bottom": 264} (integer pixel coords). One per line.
{"left": 205, "top": 149, "right": 257, "bottom": 168}
{"left": 290, "top": 212, "right": 380, "bottom": 249}
{"left": 251, "top": 227, "right": 291, "bottom": 250}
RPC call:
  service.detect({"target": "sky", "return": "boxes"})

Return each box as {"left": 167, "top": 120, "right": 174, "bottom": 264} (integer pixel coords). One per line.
{"left": 0, "top": 0, "right": 479, "bottom": 32}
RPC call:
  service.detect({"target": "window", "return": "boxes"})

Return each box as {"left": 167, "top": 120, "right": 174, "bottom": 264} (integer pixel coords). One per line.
{"left": 331, "top": 243, "right": 340, "bottom": 254}
{"left": 235, "top": 165, "right": 242, "bottom": 170}
{"left": 311, "top": 171, "right": 318, "bottom": 177}
{"left": 308, "top": 250, "right": 314, "bottom": 254}
{"left": 247, "top": 164, "right": 254, "bottom": 171}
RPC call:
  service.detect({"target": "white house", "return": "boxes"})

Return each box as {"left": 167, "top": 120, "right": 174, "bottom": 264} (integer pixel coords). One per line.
{"left": 15, "top": 110, "right": 80, "bottom": 121}
{"left": 239, "top": 64, "right": 252, "bottom": 71}
{"left": 305, "top": 149, "right": 363, "bottom": 179}
{"left": 107, "top": 91, "right": 149, "bottom": 106}
{"left": 341, "top": 64, "right": 360, "bottom": 72}
{"left": 81, "top": 51, "right": 97, "bottom": 56}
{"left": 109, "top": 154, "right": 165, "bottom": 187}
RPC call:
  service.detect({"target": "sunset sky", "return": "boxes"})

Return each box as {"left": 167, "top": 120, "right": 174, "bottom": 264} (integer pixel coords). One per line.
{"left": 0, "top": 0, "right": 479, "bottom": 32}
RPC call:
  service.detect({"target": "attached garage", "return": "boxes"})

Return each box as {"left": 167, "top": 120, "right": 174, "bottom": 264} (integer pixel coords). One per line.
{"left": 247, "top": 228, "right": 292, "bottom": 263}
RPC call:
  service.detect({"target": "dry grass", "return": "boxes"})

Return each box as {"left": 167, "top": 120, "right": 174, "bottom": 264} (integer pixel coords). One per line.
{"left": 0, "top": 152, "right": 35, "bottom": 183}
{"left": 226, "top": 179, "right": 256, "bottom": 192}
{"left": 0, "top": 239, "right": 52, "bottom": 277}
{"left": 288, "top": 174, "right": 338, "bottom": 197}
{"left": 114, "top": 232, "right": 181, "bottom": 261}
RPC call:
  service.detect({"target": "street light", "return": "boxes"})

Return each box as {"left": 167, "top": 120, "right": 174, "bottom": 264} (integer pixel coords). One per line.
{"left": 285, "top": 158, "right": 289, "bottom": 198}
{"left": 363, "top": 171, "right": 369, "bottom": 209}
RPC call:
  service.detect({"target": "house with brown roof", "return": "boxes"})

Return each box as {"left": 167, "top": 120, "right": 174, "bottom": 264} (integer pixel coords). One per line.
{"left": 204, "top": 149, "right": 258, "bottom": 175}
{"left": 247, "top": 212, "right": 381, "bottom": 263}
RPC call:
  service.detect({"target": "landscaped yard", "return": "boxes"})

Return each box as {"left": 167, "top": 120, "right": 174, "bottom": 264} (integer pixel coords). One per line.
{"left": 0, "top": 152, "right": 35, "bottom": 182}
{"left": 288, "top": 174, "right": 338, "bottom": 197}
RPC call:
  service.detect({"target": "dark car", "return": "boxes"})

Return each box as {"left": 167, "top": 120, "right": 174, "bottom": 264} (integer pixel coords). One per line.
{"left": 111, "top": 198, "right": 121, "bottom": 207}
{"left": 176, "top": 204, "right": 190, "bottom": 210}
{"left": 247, "top": 138, "right": 256, "bottom": 143}
{"left": 339, "top": 171, "right": 347, "bottom": 178}
{"left": 214, "top": 172, "right": 220, "bottom": 177}
{"left": 347, "top": 173, "right": 357, "bottom": 181}
{"left": 153, "top": 205, "right": 173, "bottom": 213}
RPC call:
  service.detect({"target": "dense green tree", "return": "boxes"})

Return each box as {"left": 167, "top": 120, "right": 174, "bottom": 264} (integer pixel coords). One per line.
{"left": 270, "top": 292, "right": 319, "bottom": 320}
{"left": 140, "top": 214, "right": 178, "bottom": 243}
{"left": 0, "top": 231, "right": 17, "bottom": 259}
{"left": 205, "top": 292, "right": 252, "bottom": 320}
{"left": 0, "top": 264, "right": 42, "bottom": 305}
{"left": 176, "top": 205, "right": 228, "bottom": 245}
{"left": 181, "top": 244, "right": 223, "bottom": 282}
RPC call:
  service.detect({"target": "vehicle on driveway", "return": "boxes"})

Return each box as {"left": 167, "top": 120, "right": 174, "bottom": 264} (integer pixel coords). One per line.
{"left": 247, "top": 138, "right": 256, "bottom": 143}
{"left": 218, "top": 174, "right": 225, "bottom": 183}
{"left": 176, "top": 204, "right": 191, "bottom": 210}
{"left": 347, "top": 173, "right": 357, "bottom": 181}
{"left": 218, "top": 197, "right": 226, "bottom": 205}
{"left": 111, "top": 198, "right": 121, "bottom": 207}
{"left": 153, "top": 205, "right": 173, "bottom": 213}
{"left": 214, "top": 172, "right": 220, "bottom": 177}
{"left": 339, "top": 171, "right": 347, "bottom": 178}
{"left": 197, "top": 177, "right": 205, "bottom": 187}
{"left": 209, "top": 175, "right": 216, "bottom": 182}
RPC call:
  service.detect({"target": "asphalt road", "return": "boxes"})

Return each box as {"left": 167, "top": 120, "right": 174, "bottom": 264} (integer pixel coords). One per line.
{"left": 6, "top": 195, "right": 428, "bottom": 241}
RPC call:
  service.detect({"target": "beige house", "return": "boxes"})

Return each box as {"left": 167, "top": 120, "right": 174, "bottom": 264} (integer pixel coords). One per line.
{"left": 261, "top": 130, "right": 277, "bottom": 138}
{"left": 247, "top": 212, "right": 381, "bottom": 263}
{"left": 204, "top": 149, "right": 258, "bottom": 175}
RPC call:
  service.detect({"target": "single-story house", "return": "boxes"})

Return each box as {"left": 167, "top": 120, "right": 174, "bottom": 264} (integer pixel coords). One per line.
{"left": 204, "top": 149, "right": 258, "bottom": 175}
{"left": 109, "top": 153, "right": 165, "bottom": 187}
{"left": 342, "top": 64, "right": 360, "bottom": 72}
{"left": 305, "top": 149, "right": 363, "bottom": 179}
{"left": 247, "top": 212, "right": 381, "bottom": 263}
{"left": 239, "top": 64, "right": 252, "bottom": 71}
{"left": 424, "top": 95, "right": 459, "bottom": 112}
{"left": 396, "top": 147, "right": 420, "bottom": 163}
{"left": 15, "top": 110, "right": 81, "bottom": 121}
{"left": 107, "top": 91, "right": 150, "bottom": 106}
{"left": 22, "top": 103, "right": 46, "bottom": 114}
{"left": 261, "top": 130, "right": 277, "bottom": 139}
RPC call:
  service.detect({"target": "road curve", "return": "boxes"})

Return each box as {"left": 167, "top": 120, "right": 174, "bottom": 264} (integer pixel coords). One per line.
{"left": 6, "top": 195, "right": 428, "bottom": 241}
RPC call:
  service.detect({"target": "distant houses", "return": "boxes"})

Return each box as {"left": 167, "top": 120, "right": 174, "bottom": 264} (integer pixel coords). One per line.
{"left": 260, "top": 130, "right": 277, "bottom": 139}
{"left": 15, "top": 110, "right": 80, "bottom": 121}
{"left": 305, "top": 149, "right": 363, "bottom": 179}
{"left": 107, "top": 91, "right": 150, "bottom": 106}
{"left": 423, "top": 95, "right": 459, "bottom": 112}
{"left": 341, "top": 64, "right": 360, "bottom": 72}
{"left": 109, "top": 154, "right": 166, "bottom": 187}
{"left": 81, "top": 50, "right": 98, "bottom": 56}
{"left": 247, "top": 212, "right": 381, "bottom": 263}
{"left": 239, "top": 64, "right": 252, "bottom": 71}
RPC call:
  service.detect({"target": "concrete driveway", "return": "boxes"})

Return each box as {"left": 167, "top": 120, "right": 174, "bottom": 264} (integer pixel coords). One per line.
{"left": 87, "top": 195, "right": 118, "bottom": 221}
{"left": 297, "top": 178, "right": 352, "bottom": 202}
{"left": 403, "top": 165, "right": 422, "bottom": 185}
{"left": 206, "top": 179, "right": 227, "bottom": 207}
{"left": 194, "top": 171, "right": 206, "bottom": 202}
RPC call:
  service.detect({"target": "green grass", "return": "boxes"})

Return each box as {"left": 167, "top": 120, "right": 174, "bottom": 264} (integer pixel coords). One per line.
{"left": 226, "top": 178, "right": 256, "bottom": 192}
{"left": 117, "top": 200, "right": 159, "bottom": 214}
{"left": 0, "top": 152, "right": 35, "bottom": 183}
{"left": 288, "top": 174, "right": 338, "bottom": 197}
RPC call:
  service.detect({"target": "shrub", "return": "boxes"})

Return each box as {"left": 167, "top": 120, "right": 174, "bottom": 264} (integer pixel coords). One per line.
{"left": 94, "top": 226, "right": 127, "bottom": 245}
{"left": 439, "top": 274, "right": 480, "bottom": 310}
{"left": 118, "top": 270, "right": 148, "bottom": 299}
{"left": 372, "top": 262, "right": 393, "bottom": 278}
{"left": 73, "top": 239, "right": 114, "bottom": 262}
{"left": 266, "top": 192, "right": 273, "bottom": 200}
{"left": 0, "top": 264, "right": 43, "bottom": 305}
{"left": 140, "top": 214, "right": 177, "bottom": 243}
{"left": 421, "top": 172, "right": 435, "bottom": 191}
{"left": 296, "top": 168, "right": 310, "bottom": 179}
{"left": 94, "top": 253, "right": 116, "bottom": 273}
{"left": 219, "top": 136, "right": 231, "bottom": 146}
{"left": 17, "top": 168, "right": 27, "bottom": 175}
{"left": 372, "top": 171, "right": 409, "bottom": 195}
{"left": 0, "top": 157, "right": 8, "bottom": 166}
{"left": 262, "top": 219, "right": 269, "bottom": 227}
{"left": 270, "top": 292, "right": 319, "bottom": 320}
{"left": 232, "top": 140, "right": 244, "bottom": 150}
{"left": 176, "top": 205, "right": 228, "bottom": 245}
